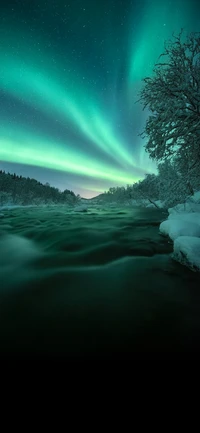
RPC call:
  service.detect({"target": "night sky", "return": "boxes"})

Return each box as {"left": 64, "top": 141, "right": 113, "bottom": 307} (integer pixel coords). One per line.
{"left": 0, "top": 0, "right": 199, "bottom": 197}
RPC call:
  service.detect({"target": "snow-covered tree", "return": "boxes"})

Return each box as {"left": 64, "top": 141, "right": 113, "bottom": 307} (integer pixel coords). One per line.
{"left": 138, "top": 30, "right": 200, "bottom": 171}
{"left": 131, "top": 174, "right": 160, "bottom": 207}
{"left": 0, "top": 170, "right": 79, "bottom": 206}
{"left": 157, "top": 160, "right": 189, "bottom": 208}
{"left": 175, "top": 144, "right": 200, "bottom": 191}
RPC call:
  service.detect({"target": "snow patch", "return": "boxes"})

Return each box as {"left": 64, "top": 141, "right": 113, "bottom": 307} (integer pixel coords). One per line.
{"left": 173, "top": 237, "right": 200, "bottom": 271}
{"left": 146, "top": 203, "right": 155, "bottom": 208}
{"left": 159, "top": 191, "right": 200, "bottom": 271}
{"left": 169, "top": 191, "right": 200, "bottom": 214}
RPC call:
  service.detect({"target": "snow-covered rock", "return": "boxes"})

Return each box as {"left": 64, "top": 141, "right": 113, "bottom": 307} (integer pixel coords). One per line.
{"left": 73, "top": 205, "right": 88, "bottom": 212}
{"left": 168, "top": 212, "right": 200, "bottom": 228}
{"left": 159, "top": 194, "right": 200, "bottom": 271}
{"left": 160, "top": 215, "right": 200, "bottom": 241}
{"left": 173, "top": 236, "right": 200, "bottom": 271}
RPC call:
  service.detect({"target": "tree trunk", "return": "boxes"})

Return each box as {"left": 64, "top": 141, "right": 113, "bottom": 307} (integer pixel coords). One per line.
{"left": 148, "top": 198, "right": 160, "bottom": 209}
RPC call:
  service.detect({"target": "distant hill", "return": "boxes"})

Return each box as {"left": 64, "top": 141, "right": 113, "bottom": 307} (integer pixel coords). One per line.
{"left": 90, "top": 193, "right": 105, "bottom": 200}
{"left": 81, "top": 193, "right": 106, "bottom": 201}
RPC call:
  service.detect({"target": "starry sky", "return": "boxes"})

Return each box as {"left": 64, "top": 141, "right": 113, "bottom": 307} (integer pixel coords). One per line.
{"left": 0, "top": 0, "right": 199, "bottom": 198}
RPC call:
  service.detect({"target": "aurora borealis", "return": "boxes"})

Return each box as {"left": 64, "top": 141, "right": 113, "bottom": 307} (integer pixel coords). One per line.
{"left": 0, "top": 0, "right": 199, "bottom": 197}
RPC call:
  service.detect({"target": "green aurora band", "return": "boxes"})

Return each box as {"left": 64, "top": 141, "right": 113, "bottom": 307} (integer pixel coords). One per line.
{"left": 0, "top": 0, "right": 198, "bottom": 195}
{"left": 128, "top": 0, "right": 194, "bottom": 84}
{"left": 0, "top": 124, "right": 136, "bottom": 184}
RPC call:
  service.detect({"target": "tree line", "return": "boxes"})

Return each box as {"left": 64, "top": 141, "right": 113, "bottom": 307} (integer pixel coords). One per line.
{"left": 0, "top": 170, "right": 79, "bottom": 206}
{"left": 103, "top": 158, "right": 199, "bottom": 209}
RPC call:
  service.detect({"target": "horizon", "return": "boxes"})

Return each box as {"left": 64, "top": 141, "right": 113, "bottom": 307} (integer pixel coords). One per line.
{"left": 0, "top": 165, "right": 108, "bottom": 199}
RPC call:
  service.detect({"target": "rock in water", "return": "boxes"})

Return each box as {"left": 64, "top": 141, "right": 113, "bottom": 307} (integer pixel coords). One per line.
{"left": 74, "top": 205, "right": 88, "bottom": 212}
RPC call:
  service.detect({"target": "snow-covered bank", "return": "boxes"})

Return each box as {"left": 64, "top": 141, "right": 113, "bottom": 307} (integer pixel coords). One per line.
{"left": 159, "top": 191, "right": 200, "bottom": 272}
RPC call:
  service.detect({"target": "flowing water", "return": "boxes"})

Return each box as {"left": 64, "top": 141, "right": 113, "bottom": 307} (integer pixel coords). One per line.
{"left": 0, "top": 205, "right": 200, "bottom": 358}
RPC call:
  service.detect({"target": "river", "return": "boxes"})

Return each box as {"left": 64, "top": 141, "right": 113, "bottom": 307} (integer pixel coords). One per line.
{"left": 0, "top": 205, "right": 200, "bottom": 358}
